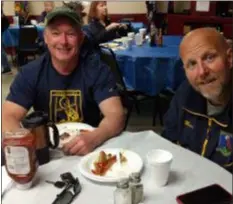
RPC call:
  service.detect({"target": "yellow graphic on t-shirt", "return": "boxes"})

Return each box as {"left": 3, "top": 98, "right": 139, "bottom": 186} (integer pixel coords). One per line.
{"left": 58, "top": 96, "right": 79, "bottom": 121}
{"left": 49, "top": 90, "right": 83, "bottom": 123}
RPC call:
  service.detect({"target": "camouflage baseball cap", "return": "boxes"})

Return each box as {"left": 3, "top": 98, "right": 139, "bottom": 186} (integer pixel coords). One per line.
{"left": 45, "top": 6, "right": 81, "bottom": 27}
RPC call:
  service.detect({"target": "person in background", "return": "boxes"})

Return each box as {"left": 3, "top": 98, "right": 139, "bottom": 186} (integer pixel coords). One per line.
{"left": 87, "top": 1, "right": 128, "bottom": 44}
{"left": 2, "top": 7, "right": 125, "bottom": 156}
{"left": 15, "top": 1, "right": 31, "bottom": 25}
{"left": 38, "top": 1, "right": 54, "bottom": 23}
{"left": 63, "top": 1, "right": 97, "bottom": 47}
{"left": 145, "top": 1, "right": 156, "bottom": 24}
{"left": 162, "top": 28, "right": 232, "bottom": 172}
{"left": 145, "top": 1, "right": 156, "bottom": 32}
{"left": 1, "top": 2, "right": 11, "bottom": 74}
{"left": 63, "top": 1, "right": 85, "bottom": 25}
{"left": 145, "top": 1, "right": 166, "bottom": 33}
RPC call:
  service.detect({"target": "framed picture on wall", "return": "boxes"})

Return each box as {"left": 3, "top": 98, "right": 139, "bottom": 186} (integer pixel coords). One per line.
{"left": 196, "top": 1, "right": 210, "bottom": 12}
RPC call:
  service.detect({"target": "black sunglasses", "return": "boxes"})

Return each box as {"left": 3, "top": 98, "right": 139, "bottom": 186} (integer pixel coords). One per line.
{"left": 52, "top": 178, "right": 81, "bottom": 204}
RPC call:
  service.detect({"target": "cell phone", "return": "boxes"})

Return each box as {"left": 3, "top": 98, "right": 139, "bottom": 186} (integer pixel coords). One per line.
{"left": 60, "top": 172, "right": 76, "bottom": 185}
{"left": 176, "top": 184, "right": 233, "bottom": 204}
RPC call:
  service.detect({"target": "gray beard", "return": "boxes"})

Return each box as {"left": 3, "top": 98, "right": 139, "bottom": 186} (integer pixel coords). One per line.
{"left": 194, "top": 82, "right": 229, "bottom": 106}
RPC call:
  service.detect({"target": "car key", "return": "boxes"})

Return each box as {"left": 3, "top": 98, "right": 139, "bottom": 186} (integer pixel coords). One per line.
{"left": 45, "top": 180, "right": 66, "bottom": 188}
{"left": 60, "top": 172, "right": 76, "bottom": 185}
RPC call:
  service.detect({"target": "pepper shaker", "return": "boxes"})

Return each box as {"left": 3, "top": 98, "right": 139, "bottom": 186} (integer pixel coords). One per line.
{"left": 114, "top": 178, "right": 132, "bottom": 204}
{"left": 129, "top": 172, "right": 143, "bottom": 204}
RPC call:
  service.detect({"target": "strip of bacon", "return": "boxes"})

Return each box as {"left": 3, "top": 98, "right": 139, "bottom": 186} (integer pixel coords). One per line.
{"left": 92, "top": 152, "right": 117, "bottom": 176}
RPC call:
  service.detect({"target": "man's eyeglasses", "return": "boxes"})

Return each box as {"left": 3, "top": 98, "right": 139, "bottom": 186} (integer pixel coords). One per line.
{"left": 52, "top": 178, "right": 81, "bottom": 204}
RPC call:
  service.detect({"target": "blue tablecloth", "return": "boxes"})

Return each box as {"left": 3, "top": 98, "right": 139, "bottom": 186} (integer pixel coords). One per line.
{"left": 2, "top": 25, "right": 45, "bottom": 47}
{"left": 114, "top": 38, "right": 185, "bottom": 95}
{"left": 162, "top": 35, "right": 183, "bottom": 46}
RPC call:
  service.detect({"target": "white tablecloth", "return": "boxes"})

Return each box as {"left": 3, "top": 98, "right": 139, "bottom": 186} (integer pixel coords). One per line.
{"left": 2, "top": 131, "right": 232, "bottom": 204}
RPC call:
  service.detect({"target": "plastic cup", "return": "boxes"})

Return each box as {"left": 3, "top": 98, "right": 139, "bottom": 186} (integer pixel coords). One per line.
{"left": 13, "top": 16, "right": 19, "bottom": 25}
{"left": 127, "top": 32, "right": 135, "bottom": 39}
{"left": 146, "top": 149, "right": 173, "bottom": 187}
{"left": 135, "top": 33, "right": 142, "bottom": 46}
{"left": 123, "top": 38, "right": 133, "bottom": 50}
{"left": 139, "top": 28, "right": 147, "bottom": 41}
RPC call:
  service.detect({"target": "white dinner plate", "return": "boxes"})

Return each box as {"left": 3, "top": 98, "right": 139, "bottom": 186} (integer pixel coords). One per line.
{"left": 79, "top": 148, "right": 143, "bottom": 183}
{"left": 52, "top": 122, "right": 94, "bottom": 148}
{"left": 113, "top": 37, "right": 132, "bottom": 43}
{"left": 113, "top": 38, "right": 124, "bottom": 43}
{"left": 100, "top": 42, "right": 119, "bottom": 49}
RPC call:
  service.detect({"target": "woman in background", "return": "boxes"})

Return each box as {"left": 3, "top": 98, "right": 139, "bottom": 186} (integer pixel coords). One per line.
{"left": 39, "top": 1, "right": 54, "bottom": 23}
{"left": 87, "top": 1, "right": 128, "bottom": 44}
{"left": 14, "top": 1, "right": 31, "bottom": 25}
{"left": 63, "top": 1, "right": 85, "bottom": 25}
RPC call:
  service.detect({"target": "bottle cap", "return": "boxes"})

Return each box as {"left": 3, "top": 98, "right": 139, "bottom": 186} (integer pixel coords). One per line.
{"left": 15, "top": 181, "right": 33, "bottom": 190}
{"left": 117, "top": 178, "right": 129, "bottom": 189}
{"left": 130, "top": 172, "right": 141, "bottom": 183}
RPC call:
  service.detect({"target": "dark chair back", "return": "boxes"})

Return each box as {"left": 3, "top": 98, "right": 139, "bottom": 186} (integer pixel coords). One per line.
{"left": 99, "top": 46, "right": 164, "bottom": 127}
{"left": 18, "top": 25, "right": 38, "bottom": 49}
{"left": 99, "top": 46, "right": 127, "bottom": 92}
{"left": 99, "top": 46, "right": 133, "bottom": 129}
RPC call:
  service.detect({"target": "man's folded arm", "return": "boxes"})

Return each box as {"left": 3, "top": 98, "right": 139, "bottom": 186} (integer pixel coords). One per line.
{"left": 94, "top": 96, "right": 125, "bottom": 145}
{"left": 3, "top": 67, "right": 35, "bottom": 132}
{"left": 91, "top": 61, "right": 126, "bottom": 145}
{"left": 2, "top": 101, "right": 28, "bottom": 132}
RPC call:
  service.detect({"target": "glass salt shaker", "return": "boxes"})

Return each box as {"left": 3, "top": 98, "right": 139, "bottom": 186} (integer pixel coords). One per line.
{"left": 129, "top": 172, "right": 144, "bottom": 204}
{"left": 114, "top": 178, "right": 132, "bottom": 204}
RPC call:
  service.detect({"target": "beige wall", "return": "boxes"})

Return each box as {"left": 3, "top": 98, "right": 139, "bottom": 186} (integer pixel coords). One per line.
{"left": 2, "top": 1, "right": 15, "bottom": 16}
{"left": 3, "top": 1, "right": 191, "bottom": 16}
{"left": 2, "top": 1, "right": 63, "bottom": 16}
{"left": 3, "top": 1, "right": 147, "bottom": 16}
{"left": 107, "top": 2, "right": 146, "bottom": 14}
{"left": 29, "top": 2, "right": 63, "bottom": 15}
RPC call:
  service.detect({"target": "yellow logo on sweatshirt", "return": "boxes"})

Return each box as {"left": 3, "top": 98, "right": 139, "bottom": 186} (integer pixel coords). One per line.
{"left": 184, "top": 120, "right": 194, "bottom": 129}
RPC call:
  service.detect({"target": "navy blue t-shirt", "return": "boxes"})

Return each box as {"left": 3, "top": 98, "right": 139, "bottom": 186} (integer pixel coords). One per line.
{"left": 7, "top": 41, "right": 119, "bottom": 127}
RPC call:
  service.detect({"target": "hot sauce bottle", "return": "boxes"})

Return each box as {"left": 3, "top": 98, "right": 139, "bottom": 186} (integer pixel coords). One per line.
{"left": 3, "top": 128, "right": 38, "bottom": 190}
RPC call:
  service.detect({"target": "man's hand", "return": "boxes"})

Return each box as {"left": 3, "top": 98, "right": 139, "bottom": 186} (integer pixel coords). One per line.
{"left": 63, "top": 131, "right": 100, "bottom": 155}
{"left": 63, "top": 96, "right": 125, "bottom": 156}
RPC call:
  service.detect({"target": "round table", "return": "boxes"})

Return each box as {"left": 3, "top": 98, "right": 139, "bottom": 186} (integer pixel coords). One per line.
{"left": 2, "top": 131, "right": 232, "bottom": 204}
{"left": 114, "top": 39, "right": 184, "bottom": 95}
{"left": 2, "top": 25, "right": 45, "bottom": 48}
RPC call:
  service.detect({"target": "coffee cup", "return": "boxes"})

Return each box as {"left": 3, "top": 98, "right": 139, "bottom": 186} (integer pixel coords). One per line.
{"left": 127, "top": 32, "right": 135, "bottom": 39}
{"left": 13, "top": 16, "right": 19, "bottom": 25}
{"left": 146, "top": 149, "right": 173, "bottom": 187}
{"left": 22, "top": 111, "right": 59, "bottom": 165}
{"left": 30, "top": 19, "right": 38, "bottom": 25}
{"left": 139, "top": 28, "right": 147, "bottom": 41}
{"left": 135, "top": 33, "right": 142, "bottom": 46}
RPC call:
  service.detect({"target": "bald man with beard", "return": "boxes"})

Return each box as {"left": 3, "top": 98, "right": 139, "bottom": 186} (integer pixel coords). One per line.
{"left": 162, "top": 28, "right": 233, "bottom": 172}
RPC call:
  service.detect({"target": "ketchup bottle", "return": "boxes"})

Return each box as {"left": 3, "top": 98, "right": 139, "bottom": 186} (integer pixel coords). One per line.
{"left": 3, "top": 128, "right": 38, "bottom": 190}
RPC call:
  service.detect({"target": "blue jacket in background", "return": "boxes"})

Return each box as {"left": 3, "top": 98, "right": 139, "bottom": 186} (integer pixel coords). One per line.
{"left": 162, "top": 80, "right": 232, "bottom": 173}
